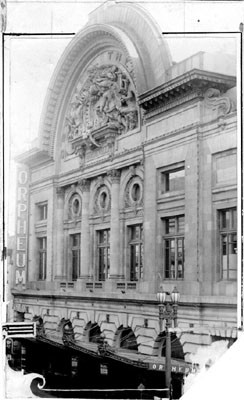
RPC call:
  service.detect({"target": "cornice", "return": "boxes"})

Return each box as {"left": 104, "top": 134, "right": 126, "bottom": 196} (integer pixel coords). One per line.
{"left": 12, "top": 289, "right": 237, "bottom": 309}
{"left": 139, "top": 69, "right": 236, "bottom": 118}
{"left": 15, "top": 147, "right": 53, "bottom": 167}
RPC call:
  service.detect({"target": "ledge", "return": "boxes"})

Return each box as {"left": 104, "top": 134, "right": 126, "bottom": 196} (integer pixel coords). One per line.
{"left": 11, "top": 286, "right": 237, "bottom": 308}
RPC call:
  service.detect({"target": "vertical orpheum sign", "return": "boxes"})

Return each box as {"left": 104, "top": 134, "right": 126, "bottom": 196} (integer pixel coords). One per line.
{"left": 15, "top": 165, "right": 29, "bottom": 287}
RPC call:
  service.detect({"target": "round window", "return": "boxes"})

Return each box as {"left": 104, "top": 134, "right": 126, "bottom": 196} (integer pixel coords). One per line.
{"left": 99, "top": 191, "right": 107, "bottom": 209}
{"left": 131, "top": 183, "right": 141, "bottom": 202}
{"left": 72, "top": 198, "right": 80, "bottom": 215}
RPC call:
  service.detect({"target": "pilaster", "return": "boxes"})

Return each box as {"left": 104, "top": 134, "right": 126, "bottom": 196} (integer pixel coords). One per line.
{"left": 55, "top": 187, "right": 65, "bottom": 280}
{"left": 79, "top": 179, "right": 91, "bottom": 279}
{"left": 108, "top": 169, "right": 123, "bottom": 279}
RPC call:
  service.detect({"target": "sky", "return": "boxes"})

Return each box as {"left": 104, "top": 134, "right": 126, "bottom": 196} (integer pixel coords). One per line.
{"left": 3, "top": 0, "right": 242, "bottom": 234}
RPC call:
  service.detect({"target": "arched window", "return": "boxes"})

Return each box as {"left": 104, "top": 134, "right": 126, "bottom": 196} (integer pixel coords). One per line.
{"left": 89, "top": 323, "right": 102, "bottom": 343}
{"left": 119, "top": 327, "right": 138, "bottom": 352}
{"left": 160, "top": 332, "right": 184, "bottom": 360}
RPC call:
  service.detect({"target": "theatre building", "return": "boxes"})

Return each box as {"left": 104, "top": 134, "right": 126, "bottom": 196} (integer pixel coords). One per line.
{"left": 10, "top": 2, "right": 238, "bottom": 398}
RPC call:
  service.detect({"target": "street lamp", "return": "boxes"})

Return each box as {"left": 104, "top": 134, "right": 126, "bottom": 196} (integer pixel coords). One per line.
{"left": 156, "top": 286, "right": 180, "bottom": 400}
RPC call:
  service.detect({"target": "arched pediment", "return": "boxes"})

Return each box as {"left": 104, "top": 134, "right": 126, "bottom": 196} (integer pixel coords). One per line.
{"left": 38, "top": 2, "right": 172, "bottom": 159}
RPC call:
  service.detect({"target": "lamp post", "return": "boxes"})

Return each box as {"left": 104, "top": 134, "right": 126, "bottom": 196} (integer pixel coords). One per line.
{"left": 156, "top": 287, "right": 180, "bottom": 400}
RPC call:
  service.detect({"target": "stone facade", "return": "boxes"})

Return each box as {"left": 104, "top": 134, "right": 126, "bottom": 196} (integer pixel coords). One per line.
{"left": 12, "top": 1, "right": 237, "bottom": 382}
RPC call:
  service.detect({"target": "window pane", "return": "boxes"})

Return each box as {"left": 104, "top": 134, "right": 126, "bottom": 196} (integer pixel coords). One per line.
{"left": 165, "top": 218, "right": 175, "bottom": 234}
{"left": 129, "top": 225, "right": 143, "bottom": 281}
{"left": 229, "top": 234, "right": 237, "bottom": 255}
{"left": 39, "top": 204, "right": 47, "bottom": 220}
{"left": 216, "top": 153, "right": 237, "bottom": 184}
{"left": 177, "top": 238, "right": 184, "bottom": 278}
{"left": 232, "top": 209, "right": 237, "bottom": 229}
{"left": 107, "top": 248, "right": 110, "bottom": 277}
{"left": 165, "top": 239, "right": 176, "bottom": 279}
{"left": 165, "top": 239, "right": 170, "bottom": 278}
{"left": 97, "top": 230, "right": 110, "bottom": 281}
{"left": 99, "top": 248, "right": 105, "bottom": 281}
{"left": 131, "top": 183, "right": 141, "bottom": 201}
{"left": 140, "top": 243, "right": 144, "bottom": 279}
{"left": 221, "top": 210, "right": 231, "bottom": 230}
{"left": 177, "top": 216, "right": 185, "bottom": 233}
{"left": 221, "top": 234, "right": 227, "bottom": 256}
{"left": 72, "top": 250, "right": 79, "bottom": 280}
{"left": 169, "top": 169, "right": 185, "bottom": 192}
{"left": 165, "top": 173, "right": 169, "bottom": 192}
{"left": 170, "top": 240, "right": 175, "bottom": 279}
{"left": 131, "top": 225, "right": 140, "bottom": 240}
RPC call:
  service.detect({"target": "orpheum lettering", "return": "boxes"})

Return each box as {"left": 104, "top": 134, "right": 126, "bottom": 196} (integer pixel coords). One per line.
{"left": 15, "top": 165, "right": 29, "bottom": 286}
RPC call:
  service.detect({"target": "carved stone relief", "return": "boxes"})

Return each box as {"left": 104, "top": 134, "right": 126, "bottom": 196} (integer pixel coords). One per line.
{"left": 65, "top": 63, "right": 138, "bottom": 141}
{"left": 61, "top": 50, "right": 139, "bottom": 166}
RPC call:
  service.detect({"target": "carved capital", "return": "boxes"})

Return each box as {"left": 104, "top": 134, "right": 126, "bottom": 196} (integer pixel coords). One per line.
{"left": 79, "top": 179, "right": 90, "bottom": 192}
{"left": 108, "top": 169, "right": 121, "bottom": 183}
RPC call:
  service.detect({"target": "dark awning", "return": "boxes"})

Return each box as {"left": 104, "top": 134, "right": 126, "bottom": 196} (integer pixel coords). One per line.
{"left": 29, "top": 334, "right": 194, "bottom": 374}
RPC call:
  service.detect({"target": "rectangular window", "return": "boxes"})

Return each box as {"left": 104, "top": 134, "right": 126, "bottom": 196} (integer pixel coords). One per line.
{"left": 161, "top": 167, "right": 185, "bottom": 194}
{"left": 163, "top": 216, "right": 184, "bottom": 279}
{"left": 38, "top": 237, "right": 47, "bottom": 280}
{"left": 128, "top": 224, "right": 143, "bottom": 281}
{"left": 215, "top": 151, "right": 237, "bottom": 185}
{"left": 97, "top": 229, "right": 110, "bottom": 281}
{"left": 38, "top": 203, "right": 48, "bottom": 220}
{"left": 219, "top": 208, "right": 237, "bottom": 280}
{"left": 71, "top": 234, "right": 80, "bottom": 281}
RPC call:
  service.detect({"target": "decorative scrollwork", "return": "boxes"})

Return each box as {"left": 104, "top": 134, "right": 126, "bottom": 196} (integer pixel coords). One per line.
{"left": 204, "top": 87, "right": 235, "bottom": 117}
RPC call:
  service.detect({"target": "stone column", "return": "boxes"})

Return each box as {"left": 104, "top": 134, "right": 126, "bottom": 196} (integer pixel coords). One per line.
{"left": 55, "top": 187, "right": 65, "bottom": 279}
{"left": 79, "top": 179, "right": 90, "bottom": 279}
{"left": 108, "top": 169, "right": 122, "bottom": 279}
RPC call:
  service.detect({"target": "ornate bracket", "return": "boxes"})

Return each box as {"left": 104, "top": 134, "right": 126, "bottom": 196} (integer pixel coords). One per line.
{"left": 204, "top": 87, "right": 234, "bottom": 117}
{"left": 78, "top": 179, "right": 90, "bottom": 192}
{"left": 107, "top": 169, "right": 121, "bottom": 184}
